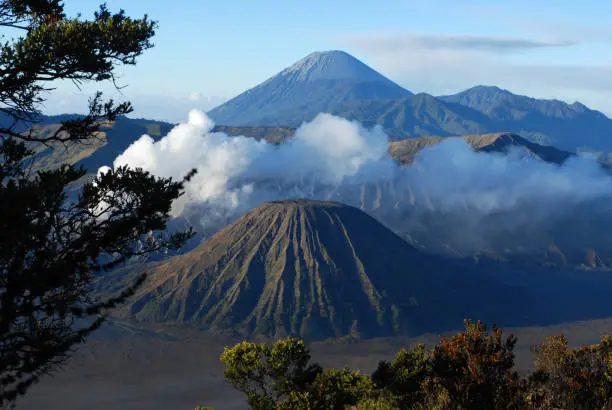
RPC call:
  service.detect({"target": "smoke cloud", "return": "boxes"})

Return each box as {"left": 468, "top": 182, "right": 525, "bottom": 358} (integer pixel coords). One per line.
{"left": 407, "top": 138, "right": 610, "bottom": 213}
{"left": 102, "top": 110, "right": 612, "bottom": 261}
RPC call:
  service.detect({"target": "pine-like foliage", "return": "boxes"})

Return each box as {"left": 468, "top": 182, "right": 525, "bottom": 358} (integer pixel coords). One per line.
{"left": 0, "top": 1, "right": 194, "bottom": 406}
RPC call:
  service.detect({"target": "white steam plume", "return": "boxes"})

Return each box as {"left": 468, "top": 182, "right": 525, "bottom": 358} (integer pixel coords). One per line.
{"left": 102, "top": 110, "right": 612, "bottom": 258}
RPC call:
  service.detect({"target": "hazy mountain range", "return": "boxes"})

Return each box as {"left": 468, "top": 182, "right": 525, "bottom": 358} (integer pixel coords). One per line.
{"left": 209, "top": 50, "right": 612, "bottom": 153}
{"left": 20, "top": 50, "right": 612, "bottom": 155}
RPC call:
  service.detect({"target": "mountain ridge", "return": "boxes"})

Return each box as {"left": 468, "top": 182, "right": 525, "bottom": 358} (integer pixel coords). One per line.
{"left": 439, "top": 85, "right": 604, "bottom": 119}
{"left": 208, "top": 51, "right": 612, "bottom": 152}
{"left": 438, "top": 85, "right": 612, "bottom": 150}
{"left": 19, "top": 51, "right": 612, "bottom": 153}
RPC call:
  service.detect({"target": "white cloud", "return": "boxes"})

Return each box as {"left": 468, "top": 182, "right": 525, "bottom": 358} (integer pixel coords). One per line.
{"left": 342, "top": 33, "right": 612, "bottom": 115}
{"left": 345, "top": 33, "right": 574, "bottom": 54}
{"left": 106, "top": 111, "right": 394, "bottom": 226}
{"left": 188, "top": 92, "right": 203, "bottom": 102}
{"left": 40, "top": 92, "right": 228, "bottom": 122}
{"left": 103, "top": 110, "right": 612, "bottom": 255}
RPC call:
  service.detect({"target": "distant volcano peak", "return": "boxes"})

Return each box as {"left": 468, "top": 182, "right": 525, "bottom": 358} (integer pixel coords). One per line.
{"left": 207, "top": 50, "right": 411, "bottom": 127}
{"left": 279, "top": 50, "right": 396, "bottom": 84}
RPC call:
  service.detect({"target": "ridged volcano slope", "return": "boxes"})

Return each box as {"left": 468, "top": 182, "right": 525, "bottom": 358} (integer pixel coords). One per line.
{"left": 128, "top": 199, "right": 522, "bottom": 339}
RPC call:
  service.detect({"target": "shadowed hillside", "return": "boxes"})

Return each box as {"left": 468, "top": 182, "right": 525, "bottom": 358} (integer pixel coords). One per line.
{"left": 26, "top": 116, "right": 174, "bottom": 173}
{"left": 331, "top": 93, "right": 492, "bottom": 140}
{"left": 211, "top": 125, "right": 294, "bottom": 144}
{"left": 125, "top": 199, "right": 526, "bottom": 340}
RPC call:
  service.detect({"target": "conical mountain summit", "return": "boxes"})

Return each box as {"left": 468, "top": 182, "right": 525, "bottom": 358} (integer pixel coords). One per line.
{"left": 277, "top": 50, "right": 407, "bottom": 85}
{"left": 207, "top": 50, "right": 411, "bottom": 127}
{"left": 127, "top": 199, "right": 524, "bottom": 340}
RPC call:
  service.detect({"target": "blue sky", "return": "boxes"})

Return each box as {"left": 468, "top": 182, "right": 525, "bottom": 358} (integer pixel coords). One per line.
{"left": 47, "top": 0, "right": 612, "bottom": 120}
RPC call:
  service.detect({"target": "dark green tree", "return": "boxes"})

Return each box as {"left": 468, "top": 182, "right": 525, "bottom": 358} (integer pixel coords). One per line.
{"left": 220, "top": 338, "right": 323, "bottom": 409}
{"left": 371, "top": 343, "right": 429, "bottom": 408}
{"left": 0, "top": 1, "right": 194, "bottom": 406}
